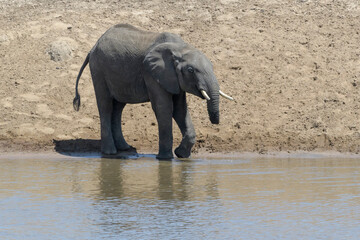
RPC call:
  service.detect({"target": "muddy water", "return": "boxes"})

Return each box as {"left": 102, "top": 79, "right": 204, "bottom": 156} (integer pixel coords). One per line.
{"left": 1, "top": 155, "right": 360, "bottom": 239}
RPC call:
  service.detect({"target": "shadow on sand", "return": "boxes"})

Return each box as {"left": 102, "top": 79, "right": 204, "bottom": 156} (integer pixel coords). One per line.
{"left": 53, "top": 139, "right": 140, "bottom": 159}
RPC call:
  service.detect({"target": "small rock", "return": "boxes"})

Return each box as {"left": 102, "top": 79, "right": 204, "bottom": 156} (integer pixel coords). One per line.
{"left": 47, "top": 38, "right": 77, "bottom": 62}
{"left": 0, "top": 32, "right": 14, "bottom": 45}
{"left": 0, "top": 34, "right": 9, "bottom": 43}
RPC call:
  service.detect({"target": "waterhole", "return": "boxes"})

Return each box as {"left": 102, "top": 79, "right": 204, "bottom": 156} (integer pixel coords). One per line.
{"left": 1, "top": 155, "right": 360, "bottom": 239}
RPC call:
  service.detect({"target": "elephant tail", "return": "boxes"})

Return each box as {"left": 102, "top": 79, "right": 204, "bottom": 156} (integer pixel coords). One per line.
{"left": 73, "top": 53, "right": 90, "bottom": 111}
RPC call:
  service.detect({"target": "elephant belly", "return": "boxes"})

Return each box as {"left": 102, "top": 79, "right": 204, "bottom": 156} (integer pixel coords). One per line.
{"left": 107, "top": 75, "right": 150, "bottom": 104}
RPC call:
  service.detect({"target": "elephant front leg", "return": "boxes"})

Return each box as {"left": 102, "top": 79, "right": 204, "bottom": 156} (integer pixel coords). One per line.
{"left": 146, "top": 82, "right": 174, "bottom": 159}
{"left": 151, "top": 99, "right": 174, "bottom": 159}
{"left": 156, "top": 113, "right": 174, "bottom": 160}
{"left": 173, "top": 92, "right": 196, "bottom": 158}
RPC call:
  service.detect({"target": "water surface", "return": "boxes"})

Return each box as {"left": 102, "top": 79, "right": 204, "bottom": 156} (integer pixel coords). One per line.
{"left": 1, "top": 155, "right": 360, "bottom": 239}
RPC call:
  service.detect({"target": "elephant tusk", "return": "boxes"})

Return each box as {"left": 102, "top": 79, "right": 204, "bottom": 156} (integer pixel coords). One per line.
{"left": 201, "top": 90, "right": 211, "bottom": 100}
{"left": 219, "top": 90, "right": 234, "bottom": 101}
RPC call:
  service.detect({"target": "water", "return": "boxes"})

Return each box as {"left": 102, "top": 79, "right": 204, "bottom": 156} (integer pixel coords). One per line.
{"left": 1, "top": 155, "right": 360, "bottom": 239}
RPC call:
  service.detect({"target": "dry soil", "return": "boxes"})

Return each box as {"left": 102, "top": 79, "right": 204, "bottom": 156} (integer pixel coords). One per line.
{"left": 0, "top": 0, "right": 359, "bottom": 155}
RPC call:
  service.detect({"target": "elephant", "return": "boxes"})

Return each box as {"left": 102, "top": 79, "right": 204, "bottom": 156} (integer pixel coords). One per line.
{"left": 73, "top": 24, "right": 233, "bottom": 159}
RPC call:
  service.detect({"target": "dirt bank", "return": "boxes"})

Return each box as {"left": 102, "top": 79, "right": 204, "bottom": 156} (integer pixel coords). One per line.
{"left": 0, "top": 0, "right": 359, "bottom": 155}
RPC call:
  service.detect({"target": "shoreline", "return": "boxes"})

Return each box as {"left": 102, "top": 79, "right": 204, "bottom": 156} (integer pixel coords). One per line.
{"left": 1, "top": 147, "right": 359, "bottom": 160}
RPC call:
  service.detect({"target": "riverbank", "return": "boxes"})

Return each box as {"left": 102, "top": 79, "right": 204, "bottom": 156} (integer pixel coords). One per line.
{"left": 1, "top": 149, "right": 360, "bottom": 161}
{"left": 1, "top": 0, "right": 359, "bottom": 154}
{"left": 1, "top": 140, "right": 360, "bottom": 160}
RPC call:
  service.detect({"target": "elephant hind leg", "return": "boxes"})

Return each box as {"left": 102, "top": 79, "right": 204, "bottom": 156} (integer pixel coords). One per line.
{"left": 92, "top": 71, "right": 117, "bottom": 155}
{"left": 111, "top": 100, "right": 132, "bottom": 151}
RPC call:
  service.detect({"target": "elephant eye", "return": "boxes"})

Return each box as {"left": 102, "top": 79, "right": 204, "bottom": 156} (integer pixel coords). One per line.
{"left": 187, "top": 66, "right": 194, "bottom": 73}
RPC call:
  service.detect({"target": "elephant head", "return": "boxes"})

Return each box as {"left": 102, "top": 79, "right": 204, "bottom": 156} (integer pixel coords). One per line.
{"left": 143, "top": 42, "right": 233, "bottom": 124}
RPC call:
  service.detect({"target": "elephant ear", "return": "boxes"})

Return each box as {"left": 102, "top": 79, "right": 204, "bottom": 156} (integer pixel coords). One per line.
{"left": 143, "top": 43, "right": 181, "bottom": 94}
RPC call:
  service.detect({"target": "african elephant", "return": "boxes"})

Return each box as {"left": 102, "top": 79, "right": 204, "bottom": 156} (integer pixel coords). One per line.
{"left": 73, "top": 24, "right": 233, "bottom": 159}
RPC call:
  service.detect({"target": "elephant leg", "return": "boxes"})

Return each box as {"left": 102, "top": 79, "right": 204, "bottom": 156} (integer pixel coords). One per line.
{"left": 153, "top": 104, "right": 174, "bottom": 160}
{"left": 111, "top": 100, "right": 131, "bottom": 151}
{"left": 173, "top": 92, "right": 196, "bottom": 158}
{"left": 146, "top": 79, "right": 174, "bottom": 159}
{"left": 92, "top": 73, "right": 117, "bottom": 155}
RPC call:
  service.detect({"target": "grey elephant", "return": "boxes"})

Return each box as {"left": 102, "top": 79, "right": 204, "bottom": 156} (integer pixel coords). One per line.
{"left": 73, "top": 24, "right": 233, "bottom": 159}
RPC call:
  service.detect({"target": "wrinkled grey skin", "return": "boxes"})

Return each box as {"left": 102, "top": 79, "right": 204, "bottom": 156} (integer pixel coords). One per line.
{"left": 74, "top": 24, "right": 220, "bottom": 159}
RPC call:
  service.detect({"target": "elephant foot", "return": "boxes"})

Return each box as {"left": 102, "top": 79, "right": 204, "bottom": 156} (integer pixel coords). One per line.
{"left": 118, "top": 146, "right": 138, "bottom": 156}
{"left": 174, "top": 146, "right": 191, "bottom": 159}
{"left": 101, "top": 136, "right": 118, "bottom": 155}
{"left": 119, "top": 145, "right": 137, "bottom": 152}
{"left": 101, "top": 145, "right": 117, "bottom": 155}
{"left": 115, "top": 142, "right": 133, "bottom": 151}
{"left": 156, "top": 152, "right": 174, "bottom": 160}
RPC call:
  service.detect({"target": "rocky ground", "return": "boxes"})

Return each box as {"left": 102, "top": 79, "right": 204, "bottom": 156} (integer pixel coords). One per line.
{"left": 0, "top": 0, "right": 359, "bottom": 155}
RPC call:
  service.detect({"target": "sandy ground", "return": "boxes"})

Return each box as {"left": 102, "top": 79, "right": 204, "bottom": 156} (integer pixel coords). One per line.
{"left": 0, "top": 0, "right": 359, "bottom": 156}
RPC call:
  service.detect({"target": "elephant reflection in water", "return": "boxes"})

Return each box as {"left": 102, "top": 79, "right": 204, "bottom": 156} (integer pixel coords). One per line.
{"left": 97, "top": 159, "right": 219, "bottom": 202}
{"left": 73, "top": 24, "right": 233, "bottom": 159}
{"left": 95, "top": 159, "right": 220, "bottom": 234}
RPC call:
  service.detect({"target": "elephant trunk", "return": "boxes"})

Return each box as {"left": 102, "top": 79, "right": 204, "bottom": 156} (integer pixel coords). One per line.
{"left": 207, "top": 83, "right": 220, "bottom": 124}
